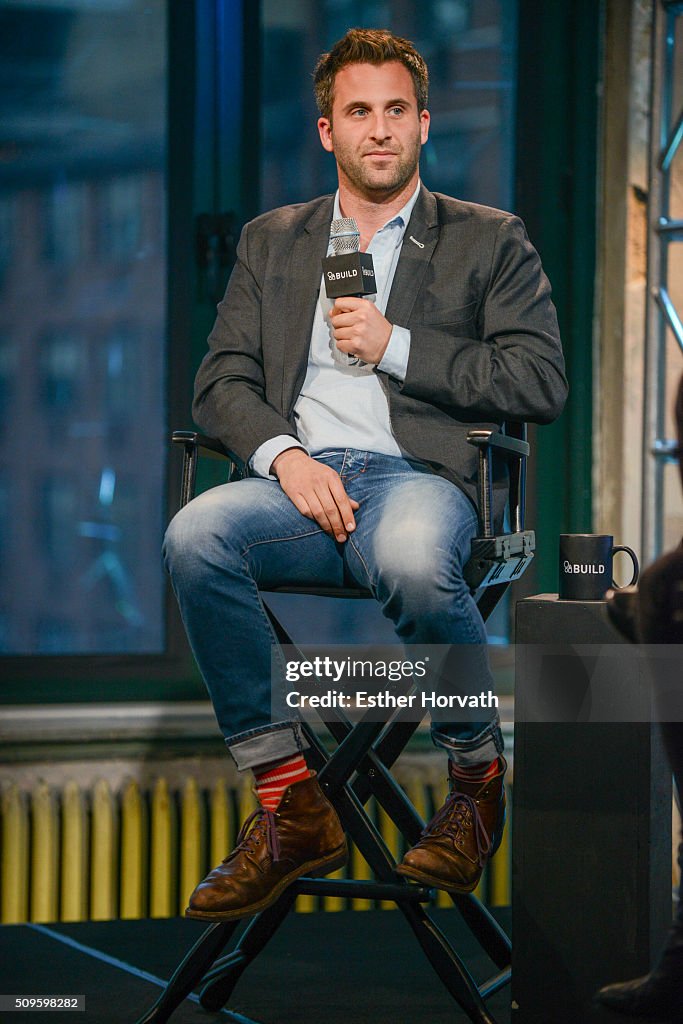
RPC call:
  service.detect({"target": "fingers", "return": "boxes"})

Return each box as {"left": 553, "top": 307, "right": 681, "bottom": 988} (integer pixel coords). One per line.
{"left": 327, "top": 476, "right": 358, "bottom": 534}
{"left": 330, "top": 300, "right": 371, "bottom": 334}
{"left": 287, "top": 492, "right": 314, "bottom": 521}
{"left": 307, "top": 491, "right": 349, "bottom": 542}
{"left": 275, "top": 454, "right": 359, "bottom": 542}
{"left": 330, "top": 324, "right": 356, "bottom": 342}
{"left": 287, "top": 487, "right": 340, "bottom": 538}
{"left": 329, "top": 309, "right": 365, "bottom": 351}
{"left": 329, "top": 311, "right": 367, "bottom": 336}
{"left": 328, "top": 300, "right": 391, "bottom": 365}
{"left": 308, "top": 474, "right": 356, "bottom": 542}
{"left": 329, "top": 311, "right": 358, "bottom": 330}
{"left": 330, "top": 297, "right": 364, "bottom": 315}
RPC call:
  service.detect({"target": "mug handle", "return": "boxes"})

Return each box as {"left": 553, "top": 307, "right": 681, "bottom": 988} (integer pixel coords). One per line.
{"left": 612, "top": 545, "right": 639, "bottom": 588}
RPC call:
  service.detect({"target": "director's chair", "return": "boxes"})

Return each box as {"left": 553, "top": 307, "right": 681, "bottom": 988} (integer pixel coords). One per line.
{"left": 136, "top": 424, "right": 533, "bottom": 1024}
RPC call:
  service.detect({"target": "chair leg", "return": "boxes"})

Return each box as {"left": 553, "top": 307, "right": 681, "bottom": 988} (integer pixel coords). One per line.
{"left": 308, "top": 710, "right": 510, "bottom": 1020}
{"left": 475, "top": 582, "right": 509, "bottom": 622}
{"left": 317, "top": 717, "right": 513, "bottom": 972}
{"left": 305, "top": 727, "right": 403, "bottom": 881}
{"left": 133, "top": 920, "right": 240, "bottom": 1024}
{"left": 198, "top": 888, "right": 298, "bottom": 1011}
{"left": 398, "top": 901, "right": 501, "bottom": 1024}
{"left": 452, "top": 892, "right": 511, "bottom": 969}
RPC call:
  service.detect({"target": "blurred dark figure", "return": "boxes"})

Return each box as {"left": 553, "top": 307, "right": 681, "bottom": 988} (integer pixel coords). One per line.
{"left": 596, "top": 375, "right": 683, "bottom": 1022}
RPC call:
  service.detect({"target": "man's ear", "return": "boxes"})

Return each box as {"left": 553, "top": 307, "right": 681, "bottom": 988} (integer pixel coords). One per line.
{"left": 419, "top": 109, "right": 430, "bottom": 145}
{"left": 318, "top": 116, "right": 334, "bottom": 153}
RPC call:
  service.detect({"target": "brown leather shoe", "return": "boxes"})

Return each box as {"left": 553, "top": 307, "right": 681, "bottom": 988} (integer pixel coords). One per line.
{"left": 395, "top": 757, "right": 507, "bottom": 894}
{"left": 185, "top": 774, "right": 347, "bottom": 921}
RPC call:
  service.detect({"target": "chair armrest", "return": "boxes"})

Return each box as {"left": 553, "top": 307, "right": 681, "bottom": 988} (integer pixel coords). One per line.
{"left": 172, "top": 430, "right": 239, "bottom": 459}
{"left": 467, "top": 424, "right": 529, "bottom": 538}
{"left": 171, "top": 431, "right": 244, "bottom": 508}
{"left": 462, "top": 423, "right": 535, "bottom": 596}
{"left": 466, "top": 428, "right": 530, "bottom": 459}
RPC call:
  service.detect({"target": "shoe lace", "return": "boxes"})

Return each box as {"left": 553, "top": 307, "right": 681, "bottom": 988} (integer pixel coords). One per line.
{"left": 231, "top": 807, "right": 281, "bottom": 863}
{"left": 422, "top": 790, "right": 492, "bottom": 868}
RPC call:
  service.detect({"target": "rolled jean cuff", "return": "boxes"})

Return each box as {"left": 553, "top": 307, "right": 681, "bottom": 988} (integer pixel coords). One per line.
{"left": 430, "top": 717, "right": 504, "bottom": 767}
{"left": 226, "top": 720, "right": 310, "bottom": 772}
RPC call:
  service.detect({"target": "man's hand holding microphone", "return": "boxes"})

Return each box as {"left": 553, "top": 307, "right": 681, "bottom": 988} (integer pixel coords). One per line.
{"left": 323, "top": 216, "right": 391, "bottom": 367}
{"left": 329, "top": 296, "right": 392, "bottom": 365}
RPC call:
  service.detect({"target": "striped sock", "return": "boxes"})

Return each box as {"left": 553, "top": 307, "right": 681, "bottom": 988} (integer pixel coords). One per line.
{"left": 253, "top": 754, "right": 312, "bottom": 811}
{"left": 449, "top": 757, "right": 501, "bottom": 786}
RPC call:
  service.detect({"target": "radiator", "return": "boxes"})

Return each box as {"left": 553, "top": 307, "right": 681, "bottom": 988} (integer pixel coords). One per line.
{"left": 0, "top": 775, "right": 512, "bottom": 924}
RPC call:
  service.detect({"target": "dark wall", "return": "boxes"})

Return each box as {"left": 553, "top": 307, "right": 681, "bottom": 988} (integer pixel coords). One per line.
{"left": 516, "top": 0, "right": 601, "bottom": 590}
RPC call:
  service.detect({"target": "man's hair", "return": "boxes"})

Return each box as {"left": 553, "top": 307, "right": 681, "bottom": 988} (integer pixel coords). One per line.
{"left": 313, "top": 28, "right": 429, "bottom": 120}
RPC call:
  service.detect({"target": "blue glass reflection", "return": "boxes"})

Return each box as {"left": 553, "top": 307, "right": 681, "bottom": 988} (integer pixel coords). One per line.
{"left": 0, "top": 0, "right": 167, "bottom": 654}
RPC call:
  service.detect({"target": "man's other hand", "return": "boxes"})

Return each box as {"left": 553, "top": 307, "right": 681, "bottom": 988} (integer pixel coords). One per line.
{"left": 271, "top": 448, "right": 359, "bottom": 542}
{"left": 329, "top": 297, "right": 392, "bottom": 365}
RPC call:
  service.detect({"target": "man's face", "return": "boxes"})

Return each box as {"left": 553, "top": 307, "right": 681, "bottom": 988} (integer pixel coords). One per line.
{"left": 317, "top": 61, "right": 430, "bottom": 198}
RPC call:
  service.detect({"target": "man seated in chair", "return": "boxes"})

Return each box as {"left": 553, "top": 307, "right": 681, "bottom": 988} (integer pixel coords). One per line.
{"left": 164, "top": 27, "right": 567, "bottom": 921}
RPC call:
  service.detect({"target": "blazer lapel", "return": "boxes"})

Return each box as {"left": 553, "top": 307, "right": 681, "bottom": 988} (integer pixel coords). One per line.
{"left": 281, "top": 197, "right": 334, "bottom": 417}
{"left": 385, "top": 184, "right": 439, "bottom": 326}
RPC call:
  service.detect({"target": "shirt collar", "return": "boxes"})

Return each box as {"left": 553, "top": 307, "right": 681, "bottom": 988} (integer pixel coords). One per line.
{"left": 332, "top": 179, "right": 421, "bottom": 235}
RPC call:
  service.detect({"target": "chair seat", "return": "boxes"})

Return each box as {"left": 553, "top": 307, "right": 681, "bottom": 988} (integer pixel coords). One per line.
{"left": 266, "top": 584, "right": 373, "bottom": 598}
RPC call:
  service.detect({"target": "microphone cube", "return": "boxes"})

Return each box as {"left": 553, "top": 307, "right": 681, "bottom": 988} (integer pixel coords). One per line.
{"left": 322, "top": 252, "right": 376, "bottom": 299}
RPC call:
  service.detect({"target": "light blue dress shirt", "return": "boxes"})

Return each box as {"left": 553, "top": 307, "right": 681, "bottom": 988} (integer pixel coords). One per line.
{"left": 250, "top": 182, "right": 420, "bottom": 478}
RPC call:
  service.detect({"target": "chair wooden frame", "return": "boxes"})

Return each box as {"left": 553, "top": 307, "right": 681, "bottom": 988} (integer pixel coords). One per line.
{"left": 136, "top": 426, "right": 533, "bottom": 1024}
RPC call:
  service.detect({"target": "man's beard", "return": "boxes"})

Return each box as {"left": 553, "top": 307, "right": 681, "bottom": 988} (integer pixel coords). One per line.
{"left": 332, "top": 135, "right": 421, "bottom": 196}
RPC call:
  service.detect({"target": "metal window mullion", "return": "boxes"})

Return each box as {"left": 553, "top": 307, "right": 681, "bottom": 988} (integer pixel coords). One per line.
{"left": 657, "top": 6, "right": 683, "bottom": 541}
{"left": 643, "top": 1, "right": 673, "bottom": 563}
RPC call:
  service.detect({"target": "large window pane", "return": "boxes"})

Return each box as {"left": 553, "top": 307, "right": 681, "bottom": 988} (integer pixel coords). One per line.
{"left": 0, "top": 0, "right": 167, "bottom": 654}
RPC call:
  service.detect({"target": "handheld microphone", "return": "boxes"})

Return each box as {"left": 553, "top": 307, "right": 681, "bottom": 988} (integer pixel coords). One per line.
{"left": 322, "top": 217, "right": 376, "bottom": 366}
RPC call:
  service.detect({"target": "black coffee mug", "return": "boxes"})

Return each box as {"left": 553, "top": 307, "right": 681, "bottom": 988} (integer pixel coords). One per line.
{"left": 559, "top": 534, "right": 639, "bottom": 601}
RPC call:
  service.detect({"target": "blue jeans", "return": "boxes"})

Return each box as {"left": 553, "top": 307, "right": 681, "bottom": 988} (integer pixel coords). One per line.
{"left": 163, "top": 450, "right": 503, "bottom": 770}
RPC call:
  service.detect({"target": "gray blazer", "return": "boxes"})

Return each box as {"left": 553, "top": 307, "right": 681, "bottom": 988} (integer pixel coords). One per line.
{"left": 193, "top": 184, "right": 567, "bottom": 516}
